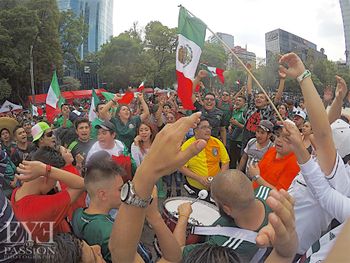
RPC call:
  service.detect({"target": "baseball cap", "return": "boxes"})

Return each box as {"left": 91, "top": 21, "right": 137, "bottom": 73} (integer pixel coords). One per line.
{"left": 258, "top": 120, "right": 273, "bottom": 132}
{"left": 95, "top": 120, "right": 116, "bottom": 132}
{"left": 294, "top": 110, "right": 307, "bottom": 120}
{"left": 331, "top": 119, "right": 350, "bottom": 158}
{"left": 32, "top": 122, "right": 51, "bottom": 142}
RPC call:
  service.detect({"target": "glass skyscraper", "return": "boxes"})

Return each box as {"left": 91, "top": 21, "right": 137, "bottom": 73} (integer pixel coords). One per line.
{"left": 56, "top": 0, "right": 113, "bottom": 58}
{"left": 340, "top": 0, "right": 350, "bottom": 66}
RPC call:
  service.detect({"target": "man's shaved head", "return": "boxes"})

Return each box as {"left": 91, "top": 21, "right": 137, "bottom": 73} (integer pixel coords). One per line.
{"left": 211, "top": 169, "right": 255, "bottom": 211}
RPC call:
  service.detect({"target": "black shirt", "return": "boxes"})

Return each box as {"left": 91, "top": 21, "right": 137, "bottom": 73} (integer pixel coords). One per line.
{"left": 194, "top": 101, "right": 227, "bottom": 138}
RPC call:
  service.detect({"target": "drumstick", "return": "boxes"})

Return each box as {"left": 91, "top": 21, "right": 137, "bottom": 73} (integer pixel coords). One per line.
{"left": 191, "top": 190, "right": 208, "bottom": 205}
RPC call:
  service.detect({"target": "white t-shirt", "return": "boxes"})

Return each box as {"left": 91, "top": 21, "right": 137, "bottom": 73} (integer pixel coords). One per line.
{"left": 290, "top": 153, "right": 347, "bottom": 254}
{"left": 130, "top": 142, "right": 150, "bottom": 167}
{"left": 86, "top": 140, "right": 126, "bottom": 164}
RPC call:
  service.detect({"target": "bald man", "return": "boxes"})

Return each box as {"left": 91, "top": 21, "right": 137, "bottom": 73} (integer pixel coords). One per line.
{"left": 181, "top": 170, "right": 272, "bottom": 262}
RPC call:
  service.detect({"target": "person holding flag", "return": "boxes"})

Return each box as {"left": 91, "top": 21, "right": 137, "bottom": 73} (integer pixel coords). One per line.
{"left": 46, "top": 71, "right": 65, "bottom": 124}
{"left": 100, "top": 92, "right": 150, "bottom": 150}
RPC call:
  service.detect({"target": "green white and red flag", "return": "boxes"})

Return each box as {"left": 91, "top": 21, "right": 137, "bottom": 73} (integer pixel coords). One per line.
{"left": 137, "top": 81, "right": 145, "bottom": 92}
{"left": 202, "top": 64, "right": 225, "bottom": 84}
{"left": 46, "top": 71, "right": 64, "bottom": 123}
{"left": 176, "top": 6, "right": 206, "bottom": 110}
{"left": 88, "top": 88, "right": 100, "bottom": 121}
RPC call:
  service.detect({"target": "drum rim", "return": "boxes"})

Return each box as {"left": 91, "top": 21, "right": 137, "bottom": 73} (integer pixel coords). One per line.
{"left": 163, "top": 196, "right": 219, "bottom": 211}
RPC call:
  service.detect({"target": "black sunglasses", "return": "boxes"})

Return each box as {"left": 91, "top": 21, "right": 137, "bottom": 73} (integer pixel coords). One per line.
{"left": 45, "top": 131, "right": 53, "bottom": 137}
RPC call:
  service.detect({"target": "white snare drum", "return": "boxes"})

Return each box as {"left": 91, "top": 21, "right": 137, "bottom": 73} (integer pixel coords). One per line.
{"left": 162, "top": 197, "right": 220, "bottom": 244}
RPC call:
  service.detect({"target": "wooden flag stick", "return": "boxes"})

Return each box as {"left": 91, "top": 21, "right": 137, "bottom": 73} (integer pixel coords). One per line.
{"left": 181, "top": 5, "right": 283, "bottom": 122}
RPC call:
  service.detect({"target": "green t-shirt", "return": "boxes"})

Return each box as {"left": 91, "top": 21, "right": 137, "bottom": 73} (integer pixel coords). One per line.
{"left": 183, "top": 186, "right": 272, "bottom": 262}
{"left": 54, "top": 116, "right": 73, "bottom": 128}
{"left": 72, "top": 208, "right": 113, "bottom": 263}
{"left": 90, "top": 118, "right": 104, "bottom": 140}
{"left": 111, "top": 115, "right": 141, "bottom": 150}
{"left": 230, "top": 107, "right": 247, "bottom": 142}
{"left": 218, "top": 101, "right": 233, "bottom": 127}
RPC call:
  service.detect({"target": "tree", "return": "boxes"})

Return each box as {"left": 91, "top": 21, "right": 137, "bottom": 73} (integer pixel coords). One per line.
{"left": 0, "top": 78, "right": 11, "bottom": 101}
{"left": 144, "top": 21, "right": 177, "bottom": 87}
{"left": 201, "top": 42, "right": 227, "bottom": 69}
{"left": 59, "top": 10, "right": 88, "bottom": 75}
{"left": 98, "top": 33, "right": 145, "bottom": 91}
{"left": 25, "top": 0, "right": 63, "bottom": 85}
{"left": 61, "top": 76, "right": 80, "bottom": 91}
{"left": 0, "top": 5, "right": 40, "bottom": 103}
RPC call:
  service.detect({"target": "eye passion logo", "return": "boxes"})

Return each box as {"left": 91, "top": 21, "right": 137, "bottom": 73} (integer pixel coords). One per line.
{"left": 4, "top": 221, "right": 56, "bottom": 261}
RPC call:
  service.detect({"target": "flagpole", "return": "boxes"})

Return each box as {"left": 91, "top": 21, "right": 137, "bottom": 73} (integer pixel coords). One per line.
{"left": 179, "top": 5, "right": 283, "bottom": 122}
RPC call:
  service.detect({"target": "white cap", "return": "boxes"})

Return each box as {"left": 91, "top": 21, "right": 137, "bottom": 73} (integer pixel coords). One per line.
{"left": 331, "top": 119, "right": 350, "bottom": 158}
{"left": 294, "top": 110, "right": 307, "bottom": 120}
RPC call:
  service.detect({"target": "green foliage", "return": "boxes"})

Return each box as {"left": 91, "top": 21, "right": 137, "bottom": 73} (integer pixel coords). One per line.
{"left": 144, "top": 21, "right": 177, "bottom": 87}
{"left": 59, "top": 10, "right": 88, "bottom": 67}
{"left": 0, "top": 78, "right": 12, "bottom": 101}
{"left": 62, "top": 76, "right": 80, "bottom": 91}
{"left": 98, "top": 33, "right": 145, "bottom": 91}
{"left": 0, "top": 0, "right": 62, "bottom": 102}
{"left": 201, "top": 42, "right": 227, "bottom": 69}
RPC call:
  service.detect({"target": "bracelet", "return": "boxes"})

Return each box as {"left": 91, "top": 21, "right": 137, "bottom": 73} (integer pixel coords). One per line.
{"left": 112, "top": 100, "right": 118, "bottom": 105}
{"left": 45, "top": 165, "right": 52, "bottom": 183}
{"left": 252, "top": 175, "right": 260, "bottom": 181}
{"left": 297, "top": 70, "right": 311, "bottom": 83}
{"left": 179, "top": 214, "right": 189, "bottom": 219}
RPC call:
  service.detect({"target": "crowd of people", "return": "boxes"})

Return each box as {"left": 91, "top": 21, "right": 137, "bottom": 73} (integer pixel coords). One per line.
{"left": 1, "top": 52, "right": 350, "bottom": 262}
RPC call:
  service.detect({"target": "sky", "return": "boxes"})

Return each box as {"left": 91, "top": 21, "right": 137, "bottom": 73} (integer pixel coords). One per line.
{"left": 113, "top": 0, "right": 346, "bottom": 62}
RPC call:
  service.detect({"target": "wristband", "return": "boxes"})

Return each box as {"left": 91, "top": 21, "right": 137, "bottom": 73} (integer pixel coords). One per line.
{"left": 45, "top": 165, "right": 52, "bottom": 183}
{"left": 252, "top": 175, "right": 260, "bottom": 181}
{"left": 297, "top": 70, "right": 311, "bottom": 83}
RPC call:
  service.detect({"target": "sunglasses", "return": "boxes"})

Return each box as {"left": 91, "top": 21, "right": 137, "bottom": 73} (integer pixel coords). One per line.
{"left": 45, "top": 131, "right": 53, "bottom": 137}
{"left": 204, "top": 98, "right": 215, "bottom": 101}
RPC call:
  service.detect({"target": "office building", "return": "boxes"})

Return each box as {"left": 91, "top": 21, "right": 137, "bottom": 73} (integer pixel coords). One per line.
{"left": 209, "top": 32, "right": 235, "bottom": 49}
{"left": 228, "top": 46, "right": 256, "bottom": 69}
{"left": 57, "top": 0, "right": 113, "bottom": 58}
{"left": 340, "top": 0, "right": 350, "bottom": 66}
{"left": 265, "top": 29, "right": 327, "bottom": 65}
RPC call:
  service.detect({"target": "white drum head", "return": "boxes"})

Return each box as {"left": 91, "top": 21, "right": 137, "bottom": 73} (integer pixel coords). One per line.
{"left": 164, "top": 197, "right": 220, "bottom": 226}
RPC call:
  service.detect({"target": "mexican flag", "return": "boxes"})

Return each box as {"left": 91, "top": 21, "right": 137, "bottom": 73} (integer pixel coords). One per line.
{"left": 176, "top": 6, "right": 206, "bottom": 110}
{"left": 89, "top": 88, "right": 100, "bottom": 121}
{"left": 46, "top": 71, "right": 64, "bottom": 123}
{"left": 137, "top": 81, "right": 145, "bottom": 92}
{"left": 202, "top": 64, "right": 225, "bottom": 84}
{"left": 31, "top": 104, "right": 39, "bottom": 116}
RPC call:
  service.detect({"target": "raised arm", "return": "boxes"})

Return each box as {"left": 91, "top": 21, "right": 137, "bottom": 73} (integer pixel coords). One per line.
{"left": 109, "top": 112, "right": 206, "bottom": 263}
{"left": 100, "top": 94, "right": 122, "bottom": 120}
{"left": 274, "top": 71, "right": 286, "bottom": 104}
{"left": 258, "top": 190, "right": 298, "bottom": 263}
{"left": 246, "top": 64, "right": 253, "bottom": 96}
{"left": 328, "top": 76, "right": 348, "bottom": 124}
{"left": 138, "top": 93, "right": 150, "bottom": 122}
{"left": 192, "top": 70, "right": 208, "bottom": 104}
{"left": 279, "top": 53, "right": 336, "bottom": 176}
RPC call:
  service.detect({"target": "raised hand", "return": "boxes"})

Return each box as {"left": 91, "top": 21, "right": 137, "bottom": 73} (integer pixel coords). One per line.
{"left": 140, "top": 112, "right": 206, "bottom": 180}
{"left": 113, "top": 93, "right": 123, "bottom": 102}
{"left": 256, "top": 189, "right": 297, "bottom": 260}
{"left": 197, "top": 70, "right": 208, "bottom": 79}
{"left": 279, "top": 53, "right": 306, "bottom": 79}
{"left": 16, "top": 160, "right": 46, "bottom": 182}
{"left": 323, "top": 86, "right": 334, "bottom": 102}
{"left": 137, "top": 93, "right": 144, "bottom": 100}
{"left": 335, "top": 75, "right": 348, "bottom": 100}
